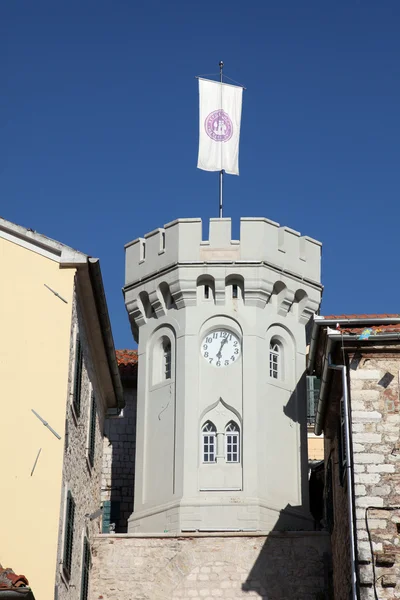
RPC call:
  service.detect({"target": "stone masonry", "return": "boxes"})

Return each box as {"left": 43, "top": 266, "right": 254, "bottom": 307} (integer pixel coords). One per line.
{"left": 349, "top": 356, "right": 400, "bottom": 599}
{"left": 102, "top": 382, "right": 137, "bottom": 532}
{"left": 90, "top": 532, "right": 331, "bottom": 600}
{"left": 55, "top": 283, "right": 107, "bottom": 600}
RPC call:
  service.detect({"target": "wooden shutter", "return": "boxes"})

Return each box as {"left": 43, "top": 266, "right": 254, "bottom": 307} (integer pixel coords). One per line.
{"left": 73, "top": 335, "right": 83, "bottom": 417}
{"left": 63, "top": 491, "right": 75, "bottom": 579}
{"left": 88, "top": 394, "right": 96, "bottom": 467}
{"left": 80, "top": 537, "right": 91, "bottom": 600}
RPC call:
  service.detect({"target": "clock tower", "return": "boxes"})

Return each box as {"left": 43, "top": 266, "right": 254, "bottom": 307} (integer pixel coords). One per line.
{"left": 123, "top": 217, "right": 322, "bottom": 533}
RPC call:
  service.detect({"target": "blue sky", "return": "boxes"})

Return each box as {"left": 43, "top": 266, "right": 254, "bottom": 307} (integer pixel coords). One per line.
{"left": 2, "top": 1, "right": 400, "bottom": 348}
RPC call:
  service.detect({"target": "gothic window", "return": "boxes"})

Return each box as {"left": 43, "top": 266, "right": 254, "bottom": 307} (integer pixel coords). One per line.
{"left": 202, "top": 421, "right": 216, "bottom": 463}
{"left": 269, "top": 340, "right": 281, "bottom": 379}
{"left": 225, "top": 421, "right": 240, "bottom": 463}
{"left": 163, "top": 339, "right": 171, "bottom": 380}
{"left": 152, "top": 334, "right": 173, "bottom": 385}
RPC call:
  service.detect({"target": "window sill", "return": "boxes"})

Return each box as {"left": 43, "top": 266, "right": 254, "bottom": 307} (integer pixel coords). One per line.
{"left": 86, "top": 454, "right": 94, "bottom": 476}
{"left": 150, "top": 379, "right": 174, "bottom": 392}
{"left": 59, "top": 565, "right": 70, "bottom": 590}
{"left": 200, "top": 487, "right": 242, "bottom": 492}
{"left": 70, "top": 400, "right": 80, "bottom": 424}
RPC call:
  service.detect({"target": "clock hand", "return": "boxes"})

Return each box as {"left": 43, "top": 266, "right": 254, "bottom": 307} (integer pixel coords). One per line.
{"left": 216, "top": 338, "right": 228, "bottom": 359}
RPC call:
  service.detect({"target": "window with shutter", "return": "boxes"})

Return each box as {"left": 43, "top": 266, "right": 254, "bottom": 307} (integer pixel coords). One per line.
{"left": 63, "top": 491, "right": 75, "bottom": 579}
{"left": 73, "top": 335, "right": 83, "bottom": 417}
{"left": 338, "top": 397, "right": 347, "bottom": 486}
{"left": 306, "top": 376, "right": 320, "bottom": 426}
{"left": 88, "top": 393, "right": 96, "bottom": 467}
{"left": 80, "top": 536, "right": 91, "bottom": 600}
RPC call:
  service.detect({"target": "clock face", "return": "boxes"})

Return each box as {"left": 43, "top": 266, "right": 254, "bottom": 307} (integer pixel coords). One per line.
{"left": 201, "top": 329, "right": 241, "bottom": 367}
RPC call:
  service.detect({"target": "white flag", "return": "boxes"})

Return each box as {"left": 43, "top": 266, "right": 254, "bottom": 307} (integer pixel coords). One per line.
{"left": 197, "top": 78, "right": 243, "bottom": 176}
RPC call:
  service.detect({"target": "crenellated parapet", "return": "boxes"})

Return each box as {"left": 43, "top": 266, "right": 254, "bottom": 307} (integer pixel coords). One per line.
{"left": 124, "top": 217, "right": 322, "bottom": 336}
{"left": 125, "top": 217, "right": 321, "bottom": 287}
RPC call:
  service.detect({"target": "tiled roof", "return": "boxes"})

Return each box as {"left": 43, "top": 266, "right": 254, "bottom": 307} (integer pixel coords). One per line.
{"left": 0, "top": 567, "right": 29, "bottom": 589}
{"left": 116, "top": 349, "right": 138, "bottom": 366}
{"left": 323, "top": 314, "right": 400, "bottom": 320}
{"left": 320, "top": 315, "right": 400, "bottom": 336}
{"left": 339, "top": 324, "right": 400, "bottom": 335}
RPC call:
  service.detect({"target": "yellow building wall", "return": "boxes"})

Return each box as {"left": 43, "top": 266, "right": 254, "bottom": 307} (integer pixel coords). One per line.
{"left": 308, "top": 434, "right": 324, "bottom": 461}
{"left": 0, "top": 237, "right": 75, "bottom": 600}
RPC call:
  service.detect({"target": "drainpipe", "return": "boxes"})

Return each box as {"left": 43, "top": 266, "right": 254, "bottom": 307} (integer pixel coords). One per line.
{"left": 328, "top": 354, "right": 358, "bottom": 600}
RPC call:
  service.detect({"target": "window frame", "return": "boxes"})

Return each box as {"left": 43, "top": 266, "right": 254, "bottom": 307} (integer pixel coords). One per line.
{"left": 225, "top": 421, "right": 240, "bottom": 463}
{"left": 269, "top": 340, "right": 281, "bottom": 380}
{"left": 72, "top": 333, "right": 83, "bottom": 418}
{"left": 62, "top": 490, "right": 75, "bottom": 581}
{"left": 87, "top": 392, "right": 96, "bottom": 468}
{"left": 338, "top": 396, "right": 347, "bottom": 486}
{"left": 80, "top": 535, "right": 91, "bottom": 600}
{"left": 163, "top": 339, "right": 172, "bottom": 380}
{"left": 202, "top": 421, "right": 217, "bottom": 463}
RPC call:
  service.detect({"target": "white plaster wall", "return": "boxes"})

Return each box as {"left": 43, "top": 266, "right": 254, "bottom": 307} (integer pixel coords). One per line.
{"left": 124, "top": 218, "right": 322, "bottom": 533}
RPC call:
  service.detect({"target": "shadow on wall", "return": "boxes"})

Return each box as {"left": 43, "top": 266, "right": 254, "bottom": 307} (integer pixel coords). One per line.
{"left": 240, "top": 509, "right": 332, "bottom": 599}
{"left": 103, "top": 354, "right": 137, "bottom": 533}
{"left": 240, "top": 372, "right": 331, "bottom": 599}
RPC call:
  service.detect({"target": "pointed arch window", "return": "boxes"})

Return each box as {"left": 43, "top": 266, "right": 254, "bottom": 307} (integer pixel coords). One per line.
{"left": 202, "top": 421, "right": 216, "bottom": 463}
{"left": 225, "top": 421, "right": 240, "bottom": 463}
{"left": 269, "top": 340, "right": 281, "bottom": 379}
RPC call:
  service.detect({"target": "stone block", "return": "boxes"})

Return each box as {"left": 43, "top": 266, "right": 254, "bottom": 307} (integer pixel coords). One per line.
{"left": 352, "top": 411, "right": 382, "bottom": 422}
{"left": 376, "top": 552, "right": 395, "bottom": 567}
{"left": 351, "top": 389, "right": 380, "bottom": 400}
{"left": 355, "top": 473, "right": 381, "bottom": 485}
{"left": 351, "top": 370, "right": 382, "bottom": 380}
{"left": 354, "top": 453, "right": 385, "bottom": 464}
{"left": 367, "top": 464, "right": 395, "bottom": 473}
{"left": 353, "top": 433, "right": 382, "bottom": 444}
{"left": 381, "top": 574, "right": 397, "bottom": 587}
{"left": 356, "top": 496, "right": 384, "bottom": 508}
{"left": 353, "top": 443, "right": 365, "bottom": 453}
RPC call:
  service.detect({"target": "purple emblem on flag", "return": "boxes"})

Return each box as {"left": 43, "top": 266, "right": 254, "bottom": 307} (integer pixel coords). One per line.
{"left": 205, "top": 110, "right": 233, "bottom": 142}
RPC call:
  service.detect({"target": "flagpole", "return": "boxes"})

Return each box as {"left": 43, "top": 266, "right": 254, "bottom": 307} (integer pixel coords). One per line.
{"left": 219, "top": 60, "right": 224, "bottom": 218}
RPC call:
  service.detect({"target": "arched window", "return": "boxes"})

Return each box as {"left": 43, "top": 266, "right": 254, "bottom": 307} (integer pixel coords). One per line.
{"left": 225, "top": 421, "right": 240, "bottom": 463}
{"left": 269, "top": 340, "right": 281, "bottom": 379}
{"left": 202, "top": 421, "right": 216, "bottom": 463}
{"left": 163, "top": 339, "right": 171, "bottom": 380}
{"left": 197, "top": 276, "right": 215, "bottom": 303}
{"left": 225, "top": 276, "right": 244, "bottom": 302}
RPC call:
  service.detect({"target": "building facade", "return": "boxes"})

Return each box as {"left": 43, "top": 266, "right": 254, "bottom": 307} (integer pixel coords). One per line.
{"left": 0, "top": 218, "right": 123, "bottom": 600}
{"left": 101, "top": 349, "right": 137, "bottom": 533}
{"left": 308, "top": 314, "right": 400, "bottom": 599}
{"left": 123, "top": 217, "right": 323, "bottom": 533}
{"left": 89, "top": 215, "right": 332, "bottom": 600}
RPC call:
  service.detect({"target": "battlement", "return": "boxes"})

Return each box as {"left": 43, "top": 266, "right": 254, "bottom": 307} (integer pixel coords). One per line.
{"left": 125, "top": 217, "right": 321, "bottom": 286}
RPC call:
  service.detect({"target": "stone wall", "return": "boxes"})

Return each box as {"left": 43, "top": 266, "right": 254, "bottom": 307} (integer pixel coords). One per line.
{"left": 55, "top": 283, "right": 107, "bottom": 600}
{"left": 323, "top": 416, "right": 352, "bottom": 600}
{"left": 90, "top": 532, "right": 331, "bottom": 600}
{"left": 349, "top": 355, "right": 400, "bottom": 599}
{"left": 102, "top": 383, "right": 137, "bottom": 532}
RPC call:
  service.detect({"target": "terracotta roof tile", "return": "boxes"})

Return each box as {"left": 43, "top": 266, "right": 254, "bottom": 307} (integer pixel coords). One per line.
{"left": 339, "top": 324, "right": 400, "bottom": 335}
{"left": 116, "top": 349, "right": 138, "bottom": 366}
{"left": 323, "top": 314, "right": 400, "bottom": 320}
